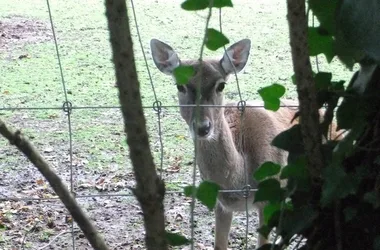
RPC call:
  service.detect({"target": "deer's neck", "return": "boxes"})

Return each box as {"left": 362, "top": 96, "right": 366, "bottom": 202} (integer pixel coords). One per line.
{"left": 196, "top": 114, "right": 245, "bottom": 189}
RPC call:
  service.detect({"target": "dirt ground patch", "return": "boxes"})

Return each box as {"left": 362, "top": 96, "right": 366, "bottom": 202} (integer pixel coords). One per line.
{"left": 0, "top": 16, "right": 52, "bottom": 54}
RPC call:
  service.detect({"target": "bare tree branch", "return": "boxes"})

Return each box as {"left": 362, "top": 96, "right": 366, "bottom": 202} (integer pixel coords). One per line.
{"left": 287, "top": 0, "right": 324, "bottom": 179}
{"left": 104, "top": 0, "right": 167, "bottom": 249}
{"left": 0, "top": 120, "right": 109, "bottom": 250}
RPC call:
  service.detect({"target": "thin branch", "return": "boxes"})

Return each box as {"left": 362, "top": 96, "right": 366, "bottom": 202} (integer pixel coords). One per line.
{"left": 0, "top": 120, "right": 109, "bottom": 250}
{"left": 286, "top": 0, "right": 324, "bottom": 179}
{"left": 21, "top": 221, "right": 39, "bottom": 250}
{"left": 104, "top": 0, "right": 167, "bottom": 249}
{"left": 38, "top": 229, "right": 80, "bottom": 250}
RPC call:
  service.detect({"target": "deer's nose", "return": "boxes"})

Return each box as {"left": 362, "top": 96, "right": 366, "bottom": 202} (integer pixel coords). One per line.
{"left": 193, "top": 119, "right": 212, "bottom": 137}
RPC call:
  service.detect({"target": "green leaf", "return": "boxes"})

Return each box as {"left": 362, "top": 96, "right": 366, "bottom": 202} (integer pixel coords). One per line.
{"left": 321, "top": 166, "right": 360, "bottom": 207}
{"left": 279, "top": 205, "right": 318, "bottom": 240}
{"left": 315, "top": 72, "right": 332, "bottom": 90}
{"left": 308, "top": 27, "right": 335, "bottom": 63}
{"left": 258, "top": 83, "right": 286, "bottom": 111}
{"left": 309, "top": 0, "right": 338, "bottom": 35}
{"left": 253, "top": 162, "right": 281, "bottom": 181}
{"left": 272, "top": 125, "right": 304, "bottom": 160}
{"left": 280, "top": 156, "right": 307, "bottom": 180}
{"left": 257, "top": 224, "right": 271, "bottom": 239}
{"left": 173, "top": 66, "right": 195, "bottom": 85}
{"left": 263, "top": 202, "right": 281, "bottom": 224}
{"left": 343, "top": 207, "right": 357, "bottom": 222}
{"left": 336, "top": 94, "right": 361, "bottom": 130}
{"left": 184, "top": 185, "right": 196, "bottom": 197}
{"left": 196, "top": 181, "right": 220, "bottom": 210}
{"left": 181, "top": 0, "right": 233, "bottom": 10}
{"left": 281, "top": 156, "right": 311, "bottom": 192}
{"left": 205, "top": 29, "right": 229, "bottom": 51}
{"left": 254, "top": 178, "right": 284, "bottom": 203}
{"left": 166, "top": 232, "right": 191, "bottom": 246}
{"left": 181, "top": 0, "right": 209, "bottom": 10}
{"left": 213, "top": 0, "right": 233, "bottom": 8}
{"left": 332, "top": 123, "right": 365, "bottom": 166}
{"left": 333, "top": 36, "right": 359, "bottom": 70}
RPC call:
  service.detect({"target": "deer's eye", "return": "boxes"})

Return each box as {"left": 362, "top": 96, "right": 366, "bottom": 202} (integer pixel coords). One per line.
{"left": 216, "top": 82, "right": 226, "bottom": 92}
{"left": 177, "top": 85, "right": 186, "bottom": 93}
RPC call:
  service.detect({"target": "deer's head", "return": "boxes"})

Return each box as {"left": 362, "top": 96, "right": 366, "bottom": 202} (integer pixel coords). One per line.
{"left": 150, "top": 39, "right": 251, "bottom": 140}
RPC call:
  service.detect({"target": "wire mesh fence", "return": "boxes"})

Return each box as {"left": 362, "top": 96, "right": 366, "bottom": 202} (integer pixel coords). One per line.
{"left": 0, "top": 0, "right": 336, "bottom": 249}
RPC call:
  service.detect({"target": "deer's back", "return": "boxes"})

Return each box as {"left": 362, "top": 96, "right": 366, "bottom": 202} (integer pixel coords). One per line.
{"left": 224, "top": 101, "right": 296, "bottom": 170}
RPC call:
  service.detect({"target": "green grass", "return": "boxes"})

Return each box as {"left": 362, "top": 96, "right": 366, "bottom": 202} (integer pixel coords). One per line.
{"left": 0, "top": 0, "right": 356, "bottom": 188}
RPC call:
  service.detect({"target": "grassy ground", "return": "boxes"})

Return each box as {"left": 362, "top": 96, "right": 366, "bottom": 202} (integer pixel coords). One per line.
{"left": 0, "top": 0, "right": 355, "bottom": 249}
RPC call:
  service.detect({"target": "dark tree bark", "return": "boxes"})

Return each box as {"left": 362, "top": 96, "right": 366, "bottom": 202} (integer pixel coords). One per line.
{"left": 286, "top": 0, "right": 324, "bottom": 180}
{"left": 104, "top": 1, "right": 167, "bottom": 249}
{"left": 0, "top": 120, "right": 109, "bottom": 250}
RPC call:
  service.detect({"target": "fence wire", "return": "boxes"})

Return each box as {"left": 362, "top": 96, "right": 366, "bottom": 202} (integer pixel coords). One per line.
{"left": 0, "top": 1, "right": 330, "bottom": 250}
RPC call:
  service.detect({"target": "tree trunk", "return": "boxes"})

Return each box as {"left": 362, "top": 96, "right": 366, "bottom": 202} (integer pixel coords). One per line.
{"left": 286, "top": 0, "right": 324, "bottom": 180}
{"left": 104, "top": 0, "right": 167, "bottom": 249}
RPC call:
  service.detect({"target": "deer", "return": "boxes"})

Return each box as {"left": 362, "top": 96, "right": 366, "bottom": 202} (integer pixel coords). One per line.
{"left": 150, "top": 38, "right": 341, "bottom": 249}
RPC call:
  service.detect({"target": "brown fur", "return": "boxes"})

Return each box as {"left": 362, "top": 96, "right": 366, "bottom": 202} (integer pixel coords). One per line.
{"left": 150, "top": 38, "right": 342, "bottom": 250}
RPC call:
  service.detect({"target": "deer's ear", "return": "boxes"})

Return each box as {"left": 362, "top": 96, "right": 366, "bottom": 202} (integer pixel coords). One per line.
{"left": 150, "top": 39, "right": 180, "bottom": 75}
{"left": 220, "top": 39, "right": 251, "bottom": 75}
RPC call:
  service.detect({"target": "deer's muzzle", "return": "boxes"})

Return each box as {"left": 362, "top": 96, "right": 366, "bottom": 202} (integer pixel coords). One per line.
{"left": 192, "top": 119, "right": 212, "bottom": 138}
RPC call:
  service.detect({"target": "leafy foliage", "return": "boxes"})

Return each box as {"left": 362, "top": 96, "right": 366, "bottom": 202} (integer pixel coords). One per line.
{"left": 253, "top": 162, "right": 281, "bottom": 181}
{"left": 173, "top": 66, "right": 195, "bottom": 85}
{"left": 179, "top": 0, "right": 380, "bottom": 249}
{"left": 254, "top": 178, "right": 284, "bottom": 203}
{"left": 184, "top": 181, "right": 220, "bottom": 210}
{"left": 205, "top": 29, "right": 229, "bottom": 51}
{"left": 181, "top": 0, "right": 233, "bottom": 11}
{"left": 258, "top": 83, "right": 286, "bottom": 111}
{"left": 308, "top": 27, "right": 334, "bottom": 62}
{"left": 166, "top": 232, "right": 191, "bottom": 246}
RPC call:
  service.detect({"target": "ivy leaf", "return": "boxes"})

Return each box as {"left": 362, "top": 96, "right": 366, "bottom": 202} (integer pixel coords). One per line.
{"left": 321, "top": 166, "right": 360, "bottom": 207}
{"left": 181, "top": 0, "right": 232, "bottom": 10}
{"left": 281, "top": 156, "right": 311, "bottom": 192}
{"left": 257, "top": 224, "right": 272, "bottom": 239}
{"left": 258, "top": 83, "right": 286, "bottom": 111}
{"left": 183, "top": 181, "right": 219, "bottom": 210}
{"left": 213, "top": 0, "right": 233, "bottom": 8}
{"left": 184, "top": 185, "right": 197, "bottom": 197}
{"left": 173, "top": 66, "right": 195, "bottom": 85}
{"left": 253, "top": 162, "right": 281, "bottom": 181}
{"left": 263, "top": 202, "right": 281, "bottom": 224}
{"left": 308, "top": 27, "right": 335, "bottom": 63}
{"left": 196, "top": 181, "right": 220, "bottom": 210}
{"left": 254, "top": 178, "right": 284, "bottom": 203}
{"left": 181, "top": 0, "right": 209, "bottom": 10}
{"left": 336, "top": 93, "right": 362, "bottom": 130}
{"left": 280, "top": 156, "right": 307, "bottom": 180}
{"left": 332, "top": 123, "right": 365, "bottom": 167}
{"left": 205, "top": 29, "right": 229, "bottom": 51}
{"left": 315, "top": 72, "right": 332, "bottom": 90}
{"left": 166, "top": 232, "right": 191, "bottom": 246}
{"left": 279, "top": 205, "right": 318, "bottom": 240}
{"left": 309, "top": 0, "right": 338, "bottom": 35}
{"left": 272, "top": 125, "right": 304, "bottom": 162}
